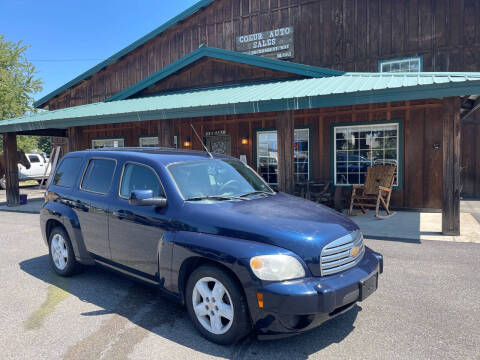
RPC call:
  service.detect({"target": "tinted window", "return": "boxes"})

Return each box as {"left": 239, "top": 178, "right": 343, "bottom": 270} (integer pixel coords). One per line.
{"left": 53, "top": 157, "right": 83, "bottom": 188}
{"left": 29, "top": 155, "right": 40, "bottom": 163}
{"left": 120, "top": 163, "right": 163, "bottom": 198}
{"left": 81, "top": 159, "right": 116, "bottom": 194}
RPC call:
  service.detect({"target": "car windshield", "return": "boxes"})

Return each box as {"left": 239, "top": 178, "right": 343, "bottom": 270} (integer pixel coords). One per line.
{"left": 168, "top": 159, "right": 274, "bottom": 200}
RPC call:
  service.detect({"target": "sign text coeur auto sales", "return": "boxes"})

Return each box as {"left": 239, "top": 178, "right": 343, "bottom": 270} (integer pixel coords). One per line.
{"left": 235, "top": 27, "right": 294, "bottom": 60}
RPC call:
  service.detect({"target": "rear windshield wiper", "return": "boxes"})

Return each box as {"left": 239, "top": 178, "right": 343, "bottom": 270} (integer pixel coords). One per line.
{"left": 239, "top": 191, "right": 273, "bottom": 198}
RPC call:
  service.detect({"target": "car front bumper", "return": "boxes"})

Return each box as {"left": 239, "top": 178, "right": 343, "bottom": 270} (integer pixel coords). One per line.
{"left": 252, "top": 247, "right": 383, "bottom": 339}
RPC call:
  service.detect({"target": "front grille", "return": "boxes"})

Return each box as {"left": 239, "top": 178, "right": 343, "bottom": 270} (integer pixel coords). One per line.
{"left": 320, "top": 230, "right": 365, "bottom": 276}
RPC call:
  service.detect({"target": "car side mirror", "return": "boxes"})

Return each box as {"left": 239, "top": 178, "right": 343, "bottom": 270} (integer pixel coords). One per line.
{"left": 129, "top": 189, "right": 167, "bottom": 208}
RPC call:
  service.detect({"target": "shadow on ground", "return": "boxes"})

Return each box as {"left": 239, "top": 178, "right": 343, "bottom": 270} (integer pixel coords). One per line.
{"left": 20, "top": 255, "right": 359, "bottom": 359}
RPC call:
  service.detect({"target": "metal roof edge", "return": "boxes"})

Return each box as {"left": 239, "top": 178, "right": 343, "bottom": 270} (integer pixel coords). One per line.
{"left": 33, "top": 0, "right": 214, "bottom": 108}
{"left": 4, "top": 77, "right": 480, "bottom": 134}
{"left": 105, "top": 46, "right": 344, "bottom": 102}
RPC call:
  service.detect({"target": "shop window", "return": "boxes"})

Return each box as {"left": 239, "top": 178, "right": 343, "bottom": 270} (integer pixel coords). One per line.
{"left": 139, "top": 136, "right": 159, "bottom": 147}
{"left": 379, "top": 56, "right": 421, "bottom": 72}
{"left": 256, "top": 128, "right": 310, "bottom": 186}
{"left": 91, "top": 138, "right": 125, "bottom": 149}
{"left": 333, "top": 122, "right": 400, "bottom": 186}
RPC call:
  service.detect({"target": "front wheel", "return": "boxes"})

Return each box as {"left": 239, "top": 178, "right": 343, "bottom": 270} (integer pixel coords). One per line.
{"left": 185, "top": 265, "right": 251, "bottom": 344}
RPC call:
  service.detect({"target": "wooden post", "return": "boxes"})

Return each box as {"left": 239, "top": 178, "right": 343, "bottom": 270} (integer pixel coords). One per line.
{"left": 158, "top": 119, "right": 174, "bottom": 147}
{"left": 442, "top": 97, "right": 461, "bottom": 235}
{"left": 276, "top": 111, "right": 295, "bottom": 194}
{"left": 3, "top": 132, "right": 20, "bottom": 206}
{"left": 67, "top": 127, "right": 83, "bottom": 152}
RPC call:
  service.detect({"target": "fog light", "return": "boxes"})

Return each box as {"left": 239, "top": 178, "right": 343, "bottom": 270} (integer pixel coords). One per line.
{"left": 256, "top": 292, "right": 264, "bottom": 308}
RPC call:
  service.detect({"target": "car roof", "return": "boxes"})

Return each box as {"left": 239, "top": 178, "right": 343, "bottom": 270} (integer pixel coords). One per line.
{"left": 67, "top": 147, "right": 235, "bottom": 166}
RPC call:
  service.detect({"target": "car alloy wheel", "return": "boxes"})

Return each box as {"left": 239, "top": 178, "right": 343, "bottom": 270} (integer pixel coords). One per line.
{"left": 50, "top": 233, "right": 68, "bottom": 271}
{"left": 192, "top": 277, "right": 234, "bottom": 335}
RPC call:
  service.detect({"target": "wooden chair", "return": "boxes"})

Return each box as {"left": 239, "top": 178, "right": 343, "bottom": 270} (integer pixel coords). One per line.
{"left": 348, "top": 164, "right": 396, "bottom": 219}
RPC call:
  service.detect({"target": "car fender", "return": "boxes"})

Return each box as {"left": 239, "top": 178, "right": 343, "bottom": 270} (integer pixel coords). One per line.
{"left": 41, "top": 201, "right": 95, "bottom": 265}
{"left": 167, "top": 231, "right": 308, "bottom": 321}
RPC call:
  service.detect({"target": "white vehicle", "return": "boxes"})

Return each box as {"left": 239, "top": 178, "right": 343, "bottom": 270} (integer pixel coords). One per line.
{"left": 19, "top": 153, "right": 51, "bottom": 183}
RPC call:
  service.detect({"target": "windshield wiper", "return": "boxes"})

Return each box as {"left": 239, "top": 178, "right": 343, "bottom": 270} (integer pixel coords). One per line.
{"left": 239, "top": 190, "right": 273, "bottom": 198}
{"left": 185, "top": 195, "right": 243, "bottom": 201}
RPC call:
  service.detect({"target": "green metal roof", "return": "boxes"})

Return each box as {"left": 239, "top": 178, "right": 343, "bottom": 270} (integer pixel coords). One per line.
{"left": 33, "top": 0, "right": 214, "bottom": 108}
{"left": 106, "top": 46, "right": 343, "bottom": 102}
{"left": 4, "top": 72, "right": 480, "bottom": 133}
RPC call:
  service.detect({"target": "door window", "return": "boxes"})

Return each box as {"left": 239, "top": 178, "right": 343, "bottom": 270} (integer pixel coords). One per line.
{"left": 81, "top": 159, "right": 116, "bottom": 194}
{"left": 28, "top": 155, "right": 40, "bottom": 163}
{"left": 119, "top": 163, "right": 164, "bottom": 199}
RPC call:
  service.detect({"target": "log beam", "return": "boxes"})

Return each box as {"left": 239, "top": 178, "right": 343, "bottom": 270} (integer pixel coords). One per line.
{"left": 442, "top": 97, "right": 461, "bottom": 235}
{"left": 67, "top": 127, "right": 83, "bottom": 152}
{"left": 276, "top": 111, "right": 295, "bottom": 194}
{"left": 3, "top": 133, "right": 20, "bottom": 206}
{"left": 158, "top": 119, "right": 174, "bottom": 147}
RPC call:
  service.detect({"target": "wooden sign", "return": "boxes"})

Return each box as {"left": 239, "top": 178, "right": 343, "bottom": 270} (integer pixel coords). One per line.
{"left": 235, "top": 27, "right": 294, "bottom": 60}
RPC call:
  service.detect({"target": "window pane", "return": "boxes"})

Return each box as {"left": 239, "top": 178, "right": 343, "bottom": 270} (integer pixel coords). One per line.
{"left": 28, "top": 155, "right": 40, "bottom": 163}
{"left": 380, "top": 57, "right": 421, "bottom": 73}
{"left": 81, "top": 159, "right": 116, "bottom": 194}
{"left": 120, "top": 163, "right": 163, "bottom": 198}
{"left": 334, "top": 123, "right": 399, "bottom": 186}
{"left": 139, "top": 137, "right": 159, "bottom": 147}
{"left": 91, "top": 138, "right": 125, "bottom": 149}
{"left": 257, "top": 131, "right": 278, "bottom": 185}
{"left": 53, "top": 157, "right": 83, "bottom": 188}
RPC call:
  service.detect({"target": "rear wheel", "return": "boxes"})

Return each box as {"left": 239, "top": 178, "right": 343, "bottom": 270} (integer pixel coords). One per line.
{"left": 185, "top": 265, "right": 251, "bottom": 344}
{"left": 48, "top": 227, "right": 79, "bottom": 276}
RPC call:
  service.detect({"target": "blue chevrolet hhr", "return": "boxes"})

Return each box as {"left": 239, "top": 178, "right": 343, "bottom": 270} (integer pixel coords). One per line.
{"left": 40, "top": 148, "right": 383, "bottom": 344}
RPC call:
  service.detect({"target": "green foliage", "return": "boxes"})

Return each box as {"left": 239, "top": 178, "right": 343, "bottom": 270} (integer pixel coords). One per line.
{"left": 0, "top": 34, "right": 42, "bottom": 120}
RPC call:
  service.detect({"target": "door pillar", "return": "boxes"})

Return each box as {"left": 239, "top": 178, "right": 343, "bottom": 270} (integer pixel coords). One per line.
{"left": 442, "top": 97, "right": 461, "bottom": 235}
{"left": 3, "top": 132, "right": 20, "bottom": 206}
{"left": 158, "top": 119, "right": 174, "bottom": 147}
{"left": 276, "top": 111, "right": 295, "bottom": 194}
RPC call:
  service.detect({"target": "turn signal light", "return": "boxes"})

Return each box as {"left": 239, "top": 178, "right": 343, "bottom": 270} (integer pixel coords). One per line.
{"left": 256, "top": 292, "right": 264, "bottom": 308}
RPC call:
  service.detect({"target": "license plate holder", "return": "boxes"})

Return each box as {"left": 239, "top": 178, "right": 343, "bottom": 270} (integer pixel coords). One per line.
{"left": 359, "top": 272, "right": 378, "bottom": 301}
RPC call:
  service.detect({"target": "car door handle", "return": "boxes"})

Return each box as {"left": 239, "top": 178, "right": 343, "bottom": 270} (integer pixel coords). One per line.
{"left": 112, "top": 210, "right": 127, "bottom": 219}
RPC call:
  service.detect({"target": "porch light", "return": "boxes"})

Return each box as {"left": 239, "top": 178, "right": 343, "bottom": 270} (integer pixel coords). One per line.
{"left": 241, "top": 136, "right": 249, "bottom": 145}
{"left": 183, "top": 137, "right": 192, "bottom": 147}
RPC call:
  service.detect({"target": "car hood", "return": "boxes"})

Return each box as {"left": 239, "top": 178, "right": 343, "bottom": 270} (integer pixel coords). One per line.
{"left": 175, "top": 192, "right": 358, "bottom": 276}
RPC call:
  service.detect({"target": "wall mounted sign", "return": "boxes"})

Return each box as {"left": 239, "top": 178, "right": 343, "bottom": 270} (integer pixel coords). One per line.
{"left": 205, "top": 130, "right": 227, "bottom": 136}
{"left": 206, "top": 134, "right": 231, "bottom": 155}
{"left": 235, "top": 27, "right": 294, "bottom": 59}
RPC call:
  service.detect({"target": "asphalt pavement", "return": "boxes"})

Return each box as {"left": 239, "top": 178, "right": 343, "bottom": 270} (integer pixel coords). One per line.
{"left": 0, "top": 211, "right": 479, "bottom": 360}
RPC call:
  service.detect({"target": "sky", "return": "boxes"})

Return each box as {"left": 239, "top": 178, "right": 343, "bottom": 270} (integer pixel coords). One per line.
{"left": 0, "top": 0, "right": 199, "bottom": 101}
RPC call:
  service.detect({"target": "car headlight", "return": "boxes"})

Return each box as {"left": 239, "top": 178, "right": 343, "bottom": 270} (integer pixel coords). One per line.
{"left": 249, "top": 254, "right": 305, "bottom": 281}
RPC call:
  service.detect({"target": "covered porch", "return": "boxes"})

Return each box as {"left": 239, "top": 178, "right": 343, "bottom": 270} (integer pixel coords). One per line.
{"left": 1, "top": 72, "right": 480, "bottom": 235}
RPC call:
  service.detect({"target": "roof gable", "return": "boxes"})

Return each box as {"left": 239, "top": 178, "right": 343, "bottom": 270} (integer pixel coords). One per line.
{"left": 106, "top": 46, "right": 343, "bottom": 102}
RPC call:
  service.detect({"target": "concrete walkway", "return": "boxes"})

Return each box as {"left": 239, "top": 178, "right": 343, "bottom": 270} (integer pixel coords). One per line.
{"left": 0, "top": 186, "right": 45, "bottom": 214}
{"left": 347, "top": 199, "right": 480, "bottom": 243}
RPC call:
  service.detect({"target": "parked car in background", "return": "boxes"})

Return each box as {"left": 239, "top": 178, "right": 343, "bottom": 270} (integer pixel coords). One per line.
{"left": 40, "top": 148, "right": 383, "bottom": 344}
{"left": 19, "top": 153, "right": 51, "bottom": 184}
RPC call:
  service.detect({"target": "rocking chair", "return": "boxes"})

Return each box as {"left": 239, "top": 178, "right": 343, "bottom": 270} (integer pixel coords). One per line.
{"left": 348, "top": 163, "right": 396, "bottom": 219}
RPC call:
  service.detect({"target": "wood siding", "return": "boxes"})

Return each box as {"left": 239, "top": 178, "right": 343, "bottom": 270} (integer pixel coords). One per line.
{"left": 74, "top": 99, "right": 445, "bottom": 209}
{"left": 45, "top": 0, "right": 480, "bottom": 110}
{"left": 461, "top": 114, "right": 480, "bottom": 198}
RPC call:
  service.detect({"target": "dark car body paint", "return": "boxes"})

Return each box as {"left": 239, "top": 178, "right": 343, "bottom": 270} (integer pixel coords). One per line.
{"left": 40, "top": 149, "right": 382, "bottom": 338}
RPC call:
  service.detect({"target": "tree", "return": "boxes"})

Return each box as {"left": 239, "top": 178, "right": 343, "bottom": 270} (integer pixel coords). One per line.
{"left": 0, "top": 34, "right": 43, "bottom": 155}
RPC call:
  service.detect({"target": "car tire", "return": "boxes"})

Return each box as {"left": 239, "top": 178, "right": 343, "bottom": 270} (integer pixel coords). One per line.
{"left": 185, "top": 265, "right": 251, "bottom": 345}
{"left": 0, "top": 175, "right": 6, "bottom": 190}
{"left": 48, "top": 226, "right": 79, "bottom": 277}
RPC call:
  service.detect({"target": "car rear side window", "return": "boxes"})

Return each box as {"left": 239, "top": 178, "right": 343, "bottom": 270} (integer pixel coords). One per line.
{"left": 53, "top": 157, "right": 83, "bottom": 188}
{"left": 119, "top": 163, "right": 164, "bottom": 198}
{"left": 81, "top": 159, "right": 116, "bottom": 194}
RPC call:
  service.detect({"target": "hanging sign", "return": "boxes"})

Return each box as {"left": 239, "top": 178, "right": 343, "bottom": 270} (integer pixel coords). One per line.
{"left": 235, "top": 27, "right": 294, "bottom": 59}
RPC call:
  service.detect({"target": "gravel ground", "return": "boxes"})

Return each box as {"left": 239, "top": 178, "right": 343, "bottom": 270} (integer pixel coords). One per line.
{"left": 0, "top": 211, "right": 479, "bottom": 360}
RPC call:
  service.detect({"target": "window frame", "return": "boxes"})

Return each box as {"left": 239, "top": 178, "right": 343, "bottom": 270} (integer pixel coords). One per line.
{"left": 378, "top": 56, "right": 422, "bottom": 73}
{"left": 253, "top": 126, "right": 312, "bottom": 186}
{"left": 79, "top": 157, "right": 118, "bottom": 195}
{"left": 330, "top": 119, "right": 403, "bottom": 189}
{"left": 52, "top": 156, "right": 83, "bottom": 188}
{"left": 138, "top": 135, "right": 159, "bottom": 148}
{"left": 91, "top": 137, "right": 125, "bottom": 149}
{"left": 118, "top": 161, "right": 167, "bottom": 201}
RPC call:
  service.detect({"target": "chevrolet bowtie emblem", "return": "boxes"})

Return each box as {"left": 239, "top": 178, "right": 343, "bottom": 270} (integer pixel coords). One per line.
{"left": 350, "top": 246, "right": 360, "bottom": 257}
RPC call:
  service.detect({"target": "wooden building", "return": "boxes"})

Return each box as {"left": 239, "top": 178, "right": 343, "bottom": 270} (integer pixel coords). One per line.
{"left": 2, "top": 0, "right": 480, "bottom": 235}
